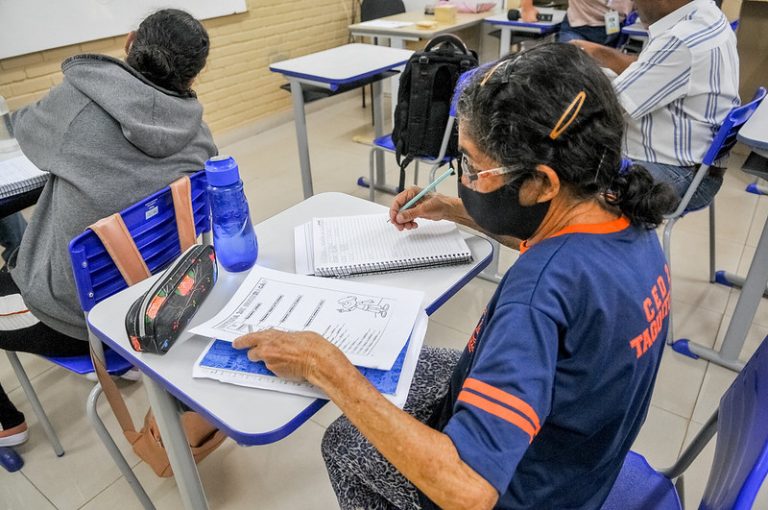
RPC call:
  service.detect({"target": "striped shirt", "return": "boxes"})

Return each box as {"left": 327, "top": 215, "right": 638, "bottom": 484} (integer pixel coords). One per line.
{"left": 614, "top": 0, "right": 739, "bottom": 166}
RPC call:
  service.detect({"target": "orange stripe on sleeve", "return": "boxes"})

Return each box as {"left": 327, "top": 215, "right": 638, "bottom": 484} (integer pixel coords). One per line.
{"left": 457, "top": 390, "right": 536, "bottom": 443}
{"left": 464, "top": 378, "right": 541, "bottom": 432}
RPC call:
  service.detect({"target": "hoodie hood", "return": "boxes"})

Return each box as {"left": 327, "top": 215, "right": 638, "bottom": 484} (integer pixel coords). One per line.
{"left": 62, "top": 54, "right": 204, "bottom": 158}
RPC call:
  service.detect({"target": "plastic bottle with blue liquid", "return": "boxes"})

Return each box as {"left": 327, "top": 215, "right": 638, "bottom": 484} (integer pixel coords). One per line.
{"left": 204, "top": 156, "right": 258, "bottom": 272}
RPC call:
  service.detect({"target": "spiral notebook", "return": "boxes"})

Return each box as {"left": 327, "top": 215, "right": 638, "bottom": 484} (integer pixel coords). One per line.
{"left": 296, "top": 213, "right": 473, "bottom": 277}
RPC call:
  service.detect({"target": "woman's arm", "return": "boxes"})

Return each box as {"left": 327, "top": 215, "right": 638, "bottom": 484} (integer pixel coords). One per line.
{"left": 233, "top": 331, "right": 499, "bottom": 510}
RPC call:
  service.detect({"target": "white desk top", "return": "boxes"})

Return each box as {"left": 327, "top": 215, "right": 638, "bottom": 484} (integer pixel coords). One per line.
{"left": 484, "top": 8, "right": 566, "bottom": 32}
{"left": 621, "top": 22, "right": 648, "bottom": 37}
{"left": 268, "top": 44, "right": 413, "bottom": 88}
{"left": 738, "top": 98, "right": 768, "bottom": 155}
{"left": 349, "top": 11, "right": 492, "bottom": 39}
{"left": 88, "top": 192, "right": 493, "bottom": 444}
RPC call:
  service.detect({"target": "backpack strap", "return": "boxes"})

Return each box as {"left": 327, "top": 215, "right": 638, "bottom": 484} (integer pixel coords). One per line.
{"left": 169, "top": 176, "right": 197, "bottom": 252}
{"left": 90, "top": 214, "right": 151, "bottom": 286}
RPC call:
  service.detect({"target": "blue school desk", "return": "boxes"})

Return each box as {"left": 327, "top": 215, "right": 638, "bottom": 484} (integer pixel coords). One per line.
{"left": 87, "top": 191, "right": 493, "bottom": 510}
{"left": 269, "top": 44, "right": 413, "bottom": 199}
{"left": 484, "top": 8, "right": 566, "bottom": 58}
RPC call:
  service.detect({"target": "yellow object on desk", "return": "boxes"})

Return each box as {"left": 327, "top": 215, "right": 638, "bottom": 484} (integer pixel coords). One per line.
{"left": 416, "top": 20, "right": 440, "bottom": 29}
{"left": 435, "top": 4, "right": 458, "bottom": 23}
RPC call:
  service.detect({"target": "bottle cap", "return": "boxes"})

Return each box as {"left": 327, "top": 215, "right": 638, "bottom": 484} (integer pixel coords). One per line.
{"left": 205, "top": 155, "right": 240, "bottom": 186}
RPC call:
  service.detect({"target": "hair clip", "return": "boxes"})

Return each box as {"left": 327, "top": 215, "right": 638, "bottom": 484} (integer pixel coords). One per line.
{"left": 549, "top": 91, "right": 586, "bottom": 140}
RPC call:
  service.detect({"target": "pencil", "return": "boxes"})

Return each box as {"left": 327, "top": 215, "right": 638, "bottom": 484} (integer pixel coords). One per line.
{"left": 398, "top": 167, "right": 455, "bottom": 213}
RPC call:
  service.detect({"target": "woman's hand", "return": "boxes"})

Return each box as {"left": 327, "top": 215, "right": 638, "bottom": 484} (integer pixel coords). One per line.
{"left": 232, "top": 329, "right": 345, "bottom": 383}
{"left": 389, "top": 186, "right": 457, "bottom": 231}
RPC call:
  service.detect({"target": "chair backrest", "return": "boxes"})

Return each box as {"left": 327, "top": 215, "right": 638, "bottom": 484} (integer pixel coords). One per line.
{"left": 69, "top": 171, "right": 210, "bottom": 313}
{"left": 360, "top": 0, "right": 406, "bottom": 21}
{"left": 701, "top": 335, "right": 768, "bottom": 510}
{"left": 702, "top": 87, "right": 767, "bottom": 166}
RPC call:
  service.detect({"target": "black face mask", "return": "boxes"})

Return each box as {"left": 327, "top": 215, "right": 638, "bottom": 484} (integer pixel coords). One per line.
{"left": 458, "top": 175, "right": 551, "bottom": 240}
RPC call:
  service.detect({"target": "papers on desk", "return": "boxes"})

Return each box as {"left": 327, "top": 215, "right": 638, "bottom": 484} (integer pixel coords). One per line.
{"left": 193, "top": 312, "right": 427, "bottom": 407}
{"left": 357, "top": 20, "right": 414, "bottom": 29}
{"left": 190, "top": 265, "right": 424, "bottom": 370}
{"left": 191, "top": 266, "right": 426, "bottom": 405}
{"left": 0, "top": 153, "right": 48, "bottom": 199}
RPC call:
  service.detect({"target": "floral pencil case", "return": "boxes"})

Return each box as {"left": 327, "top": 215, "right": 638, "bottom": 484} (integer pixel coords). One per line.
{"left": 125, "top": 244, "right": 217, "bottom": 354}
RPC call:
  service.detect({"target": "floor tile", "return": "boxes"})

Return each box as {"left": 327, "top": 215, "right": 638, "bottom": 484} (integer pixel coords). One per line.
{"left": 690, "top": 362, "right": 738, "bottom": 424}
{"left": 723, "top": 244, "right": 768, "bottom": 329}
{"left": 630, "top": 405, "right": 689, "bottom": 469}
{"left": 0, "top": 470, "right": 56, "bottom": 510}
{"left": 711, "top": 311, "right": 768, "bottom": 364}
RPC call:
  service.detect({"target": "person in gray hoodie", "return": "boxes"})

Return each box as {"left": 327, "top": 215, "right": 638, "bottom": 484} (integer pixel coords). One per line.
{"left": 0, "top": 9, "right": 217, "bottom": 447}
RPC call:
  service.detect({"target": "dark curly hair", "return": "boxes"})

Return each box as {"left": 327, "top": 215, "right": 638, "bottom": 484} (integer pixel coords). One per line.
{"left": 456, "top": 43, "right": 679, "bottom": 229}
{"left": 126, "top": 9, "right": 209, "bottom": 95}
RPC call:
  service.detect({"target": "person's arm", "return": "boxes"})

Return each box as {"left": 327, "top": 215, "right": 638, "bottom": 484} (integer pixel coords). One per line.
{"left": 233, "top": 330, "right": 499, "bottom": 509}
{"left": 519, "top": 0, "right": 540, "bottom": 23}
{"left": 389, "top": 186, "right": 522, "bottom": 250}
{"left": 573, "top": 40, "right": 638, "bottom": 75}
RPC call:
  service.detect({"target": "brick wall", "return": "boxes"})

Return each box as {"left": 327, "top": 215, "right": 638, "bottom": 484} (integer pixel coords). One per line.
{"left": 0, "top": 0, "right": 355, "bottom": 136}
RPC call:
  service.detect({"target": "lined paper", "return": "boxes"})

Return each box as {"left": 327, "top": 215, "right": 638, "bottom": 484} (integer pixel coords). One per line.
{"left": 311, "top": 214, "right": 472, "bottom": 277}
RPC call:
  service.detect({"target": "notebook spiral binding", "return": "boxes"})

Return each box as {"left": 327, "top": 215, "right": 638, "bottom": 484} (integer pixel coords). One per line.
{"left": 316, "top": 253, "right": 474, "bottom": 278}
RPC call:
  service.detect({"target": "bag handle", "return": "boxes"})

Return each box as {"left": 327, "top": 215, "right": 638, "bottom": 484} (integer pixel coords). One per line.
{"left": 90, "top": 214, "right": 151, "bottom": 286}
{"left": 91, "top": 351, "right": 141, "bottom": 443}
{"left": 170, "top": 176, "right": 197, "bottom": 252}
{"left": 424, "top": 34, "right": 470, "bottom": 55}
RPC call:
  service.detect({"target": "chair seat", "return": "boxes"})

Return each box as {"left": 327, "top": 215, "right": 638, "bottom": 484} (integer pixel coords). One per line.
{"left": 46, "top": 348, "right": 133, "bottom": 376}
{"left": 600, "top": 451, "right": 681, "bottom": 510}
{"left": 373, "top": 134, "right": 396, "bottom": 151}
{"left": 372, "top": 134, "right": 453, "bottom": 165}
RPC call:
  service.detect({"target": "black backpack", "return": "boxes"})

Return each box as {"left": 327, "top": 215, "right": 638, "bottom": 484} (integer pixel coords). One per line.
{"left": 391, "top": 34, "right": 478, "bottom": 191}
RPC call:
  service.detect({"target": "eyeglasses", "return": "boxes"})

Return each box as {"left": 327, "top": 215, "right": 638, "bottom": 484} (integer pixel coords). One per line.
{"left": 459, "top": 153, "right": 523, "bottom": 189}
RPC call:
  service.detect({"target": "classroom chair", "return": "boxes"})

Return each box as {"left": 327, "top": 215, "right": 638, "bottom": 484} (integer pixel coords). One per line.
{"left": 366, "top": 74, "right": 463, "bottom": 201}
{"left": 65, "top": 170, "right": 211, "bottom": 509}
{"left": 662, "top": 87, "right": 766, "bottom": 347}
{"left": 601, "top": 333, "right": 768, "bottom": 510}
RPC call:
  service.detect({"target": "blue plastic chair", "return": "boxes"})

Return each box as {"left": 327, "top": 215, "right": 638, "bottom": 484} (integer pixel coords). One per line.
{"left": 6, "top": 171, "right": 210, "bottom": 509}
{"left": 662, "top": 87, "right": 767, "bottom": 346}
{"left": 601, "top": 333, "right": 768, "bottom": 510}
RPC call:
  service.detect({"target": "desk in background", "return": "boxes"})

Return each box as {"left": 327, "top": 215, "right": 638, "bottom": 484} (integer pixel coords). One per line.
{"left": 620, "top": 22, "right": 649, "bottom": 49}
{"left": 269, "top": 44, "right": 413, "bottom": 199}
{"left": 484, "top": 8, "right": 566, "bottom": 58}
{"left": 88, "top": 192, "right": 493, "bottom": 510}
{"left": 348, "top": 11, "right": 492, "bottom": 50}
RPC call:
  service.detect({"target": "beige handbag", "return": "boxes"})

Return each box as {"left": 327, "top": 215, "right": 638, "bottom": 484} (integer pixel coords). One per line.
{"left": 88, "top": 175, "right": 227, "bottom": 477}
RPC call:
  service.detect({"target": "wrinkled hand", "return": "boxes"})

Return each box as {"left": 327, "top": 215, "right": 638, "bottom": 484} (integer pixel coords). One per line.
{"left": 389, "top": 186, "right": 454, "bottom": 231}
{"left": 520, "top": 5, "right": 540, "bottom": 23}
{"left": 232, "top": 329, "right": 342, "bottom": 383}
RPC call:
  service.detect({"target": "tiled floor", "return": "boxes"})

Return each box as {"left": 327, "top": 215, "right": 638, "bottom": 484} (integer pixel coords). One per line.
{"left": 2, "top": 93, "right": 767, "bottom": 509}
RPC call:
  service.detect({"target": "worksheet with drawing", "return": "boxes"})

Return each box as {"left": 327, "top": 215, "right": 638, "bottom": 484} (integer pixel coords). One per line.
{"left": 189, "top": 266, "right": 425, "bottom": 370}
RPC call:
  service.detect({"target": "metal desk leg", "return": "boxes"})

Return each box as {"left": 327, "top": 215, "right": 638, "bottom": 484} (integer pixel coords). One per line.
{"left": 499, "top": 29, "right": 511, "bottom": 58}
{"left": 673, "top": 216, "right": 768, "bottom": 372}
{"left": 477, "top": 239, "right": 504, "bottom": 283}
{"left": 289, "top": 79, "right": 314, "bottom": 199}
{"left": 144, "top": 377, "right": 209, "bottom": 510}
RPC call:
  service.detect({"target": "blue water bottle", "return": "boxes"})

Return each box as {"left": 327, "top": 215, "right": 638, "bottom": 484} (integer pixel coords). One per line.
{"left": 205, "top": 156, "right": 258, "bottom": 272}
